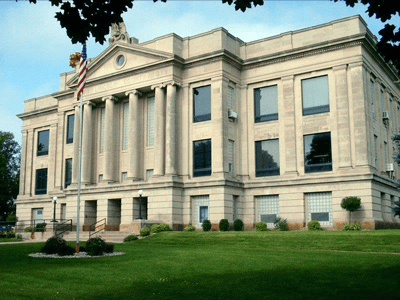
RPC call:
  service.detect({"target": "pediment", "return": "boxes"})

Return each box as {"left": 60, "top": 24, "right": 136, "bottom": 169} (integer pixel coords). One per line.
{"left": 67, "top": 42, "right": 173, "bottom": 87}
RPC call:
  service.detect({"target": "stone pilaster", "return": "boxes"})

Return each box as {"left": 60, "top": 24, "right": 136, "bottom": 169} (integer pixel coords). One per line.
{"left": 165, "top": 81, "right": 180, "bottom": 175}
{"left": 19, "top": 130, "right": 28, "bottom": 195}
{"left": 48, "top": 123, "right": 58, "bottom": 191}
{"left": 81, "top": 101, "right": 94, "bottom": 184}
{"left": 102, "top": 96, "right": 117, "bottom": 182}
{"left": 54, "top": 112, "right": 65, "bottom": 191}
{"left": 151, "top": 84, "right": 165, "bottom": 177}
{"left": 72, "top": 105, "right": 81, "bottom": 185}
{"left": 125, "top": 90, "right": 142, "bottom": 180}
{"left": 25, "top": 129, "right": 34, "bottom": 196}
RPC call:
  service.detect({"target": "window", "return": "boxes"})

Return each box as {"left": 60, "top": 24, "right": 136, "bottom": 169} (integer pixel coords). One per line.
{"left": 255, "top": 139, "right": 280, "bottom": 177}
{"left": 35, "top": 168, "right": 48, "bottom": 195}
{"left": 228, "top": 86, "right": 235, "bottom": 110}
{"left": 147, "top": 97, "right": 155, "bottom": 147}
{"left": 254, "top": 85, "right": 278, "bottom": 122}
{"left": 233, "top": 196, "right": 239, "bottom": 221}
{"left": 370, "top": 80, "right": 375, "bottom": 118}
{"left": 193, "top": 85, "right": 211, "bottom": 122}
{"left": 66, "top": 114, "right": 74, "bottom": 144}
{"left": 98, "top": 174, "right": 103, "bottom": 183}
{"left": 122, "top": 102, "right": 129, "bottom": 150}
{"left": 146, "top": 169, "right": 154, "bottom": 180}
{"left": 374, "top": 135, "right": 378, "bottom": 167}
{"left": 193, "top": 139, "right": 212, "bottom": 177}
{"left": 193, "top": 195, "right": 209, "bottom": 227}
{"left": 384, "top": 141, "right": 388, "bottom": 166}
{"left": 228, "top": 140, "right": 235, "bottom": 176}
{"left": 37, "top": 130, "right": 49, "bottom": 156}
{"left": 302, "top": 75, "right": 329, "bottom": 116}
{"left": 257, "top": 195, "right": 279, "bottom": 228}
{"left": 65, "top": 158, "right": 72, "bottom": 188}
{"left": 199, "top": 206, "right": 209, "bottom": 224}
{"left": 99, "top": 107, "right": 105, "bottom": 153}
{"left": 306, "top": 192, "right": 332, "bottom": 225}
{"left": 304, "top": 132, "right": 332, "bottom": 173}
{"left": 121, "top": 172, "right": 127, "bottom": 181}
{"left": 380, "top": 88, "right": 385, "bottom": 112}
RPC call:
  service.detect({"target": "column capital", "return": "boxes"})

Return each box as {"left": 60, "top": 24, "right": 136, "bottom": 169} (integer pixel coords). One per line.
{"left": 102, "top": 95, "right": 118, "bottom": 102}
{"left": 281, "top": 75, "right": 295, "bottom": 82}
{"left": 332, "top": 64, "right": 348, "bottom": 72}
{"left": 125, "top": 89, "right": 142, "bottom": 97}
{"left": 151, "top": 83, "right": 164, "bottom": 90}
{"left": 163, "top": 81, "right": 182, "bottom": 88}
{"left": 83, "top": 100, "right": 96, "bottom": 107}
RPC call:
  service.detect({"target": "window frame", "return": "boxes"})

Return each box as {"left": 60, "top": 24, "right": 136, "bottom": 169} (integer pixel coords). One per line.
{"left": 303, "top": 132, "right": 332, "bottom": 173}
{"left": 66, "top": 114, "right": 74, "bottom": 144}
{"left": 301, "top": 75, "right": 330, "bottom": 116}
{"left": 64, "top": 158, "right": 72, "bottom": 188}
{"left": 193, "top": 139, "right": 212, "bottom": 177}
{"left": 255, "top": 139, "right": 280, "bottom": 177}
{"left": 37, "top": 130, "right": 50, "bottom": 156}
{"left": 35, "top": 168, "right": 48, "bottom": 195}
{"left": 193, "top": 85, "right": 211, "bottom": 123}
{"left": 254, "top": 84, "right": 278, "bottom": 123}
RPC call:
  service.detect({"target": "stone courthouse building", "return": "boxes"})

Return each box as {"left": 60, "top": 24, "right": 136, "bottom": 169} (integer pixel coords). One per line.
{"left": 16, "top": 15, "right": 400, "bottom": 232}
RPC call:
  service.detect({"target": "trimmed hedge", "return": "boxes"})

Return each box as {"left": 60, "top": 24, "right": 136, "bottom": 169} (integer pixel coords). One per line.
{"left": 202, "top": 220, "right": 212, "bottom": 231}
{"left": 255, "top": 222, "right": 268, "bottom": 231}
{"left": 233, "top": 219, "right": 244, "bottom": 231}
{"left": 219, "top": 219, "right": 230, "bottom": 231}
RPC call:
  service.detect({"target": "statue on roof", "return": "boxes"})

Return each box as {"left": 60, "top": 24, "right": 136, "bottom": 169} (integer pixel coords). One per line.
{"left": 109, "top": 21, "right": 130, "bottom": 44}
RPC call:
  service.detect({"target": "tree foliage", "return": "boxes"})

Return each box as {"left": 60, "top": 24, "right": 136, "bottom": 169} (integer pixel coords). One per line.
{"left": 0, "top": 132, "right": 20, "bottom": 220}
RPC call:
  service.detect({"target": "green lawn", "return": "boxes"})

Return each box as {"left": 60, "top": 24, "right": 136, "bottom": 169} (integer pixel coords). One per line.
{"left": 1, "top": 230, "right": 399, "bottom": 300}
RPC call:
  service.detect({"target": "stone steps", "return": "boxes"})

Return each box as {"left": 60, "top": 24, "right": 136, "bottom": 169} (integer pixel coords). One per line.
{"left": 61, "top": 231, "right": 129, "bottom": 243}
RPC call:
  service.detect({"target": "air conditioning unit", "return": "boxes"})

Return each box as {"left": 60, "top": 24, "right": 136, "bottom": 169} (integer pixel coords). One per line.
{"left": 382, "top": 111, "right": 390, "bottom": 120}
{"left": 228, "top": 109, "right": 238, "bottom": 120}
{"left": 386, "top": 163, "right": 394, "bottom": 172}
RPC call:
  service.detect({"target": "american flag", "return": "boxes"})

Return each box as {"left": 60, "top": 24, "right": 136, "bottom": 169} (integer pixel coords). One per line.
{"left": 77, "top": 43, "right": 87, "bottom": 99}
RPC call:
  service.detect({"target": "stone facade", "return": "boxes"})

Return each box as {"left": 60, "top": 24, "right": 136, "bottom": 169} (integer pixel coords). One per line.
{"left": 16, "top": 15, "right": 400, "bottom": 233}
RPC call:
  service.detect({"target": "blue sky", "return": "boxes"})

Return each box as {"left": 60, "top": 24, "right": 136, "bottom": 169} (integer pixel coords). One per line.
{"left": 0, "top": 0, "right": 398, "bottom": 145}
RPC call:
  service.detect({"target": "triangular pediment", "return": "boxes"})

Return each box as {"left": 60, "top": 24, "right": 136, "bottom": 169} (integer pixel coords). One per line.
{"left": 67, "top": 42, "right": 173, "bottom": 87}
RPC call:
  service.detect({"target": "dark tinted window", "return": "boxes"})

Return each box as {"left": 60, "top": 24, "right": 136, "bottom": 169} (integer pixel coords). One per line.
{"left": 193, "top": 85, "right": 211, "bottom": 122}
{"left": 37, "top": 130, "right": 49, "bottom": 156}
{"left": 35, "top": 168, "right": 48, "bottom": 195}
{"left": 66, "top": 114, "right": 74, "bottom": 144}
{"left": 255, "top": 139, "right": 280, "bottom": 177}
{"left": 65, "top": 158, "right": 72, "bottom": 188}
{"left": 254, "top": 85, "right": 278, "bottom": 122}
{"left": 304, "top": 132, "right": 332, "bottom": 173}
{"left": 193, "top": 139, "right": 212, "bottom": 177}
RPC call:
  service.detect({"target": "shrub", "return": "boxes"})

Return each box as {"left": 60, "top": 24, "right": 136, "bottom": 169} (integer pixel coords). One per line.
{"left": 140, "top": 226, "right": 151, "bottom": 237}
{"left": 219, "top": 219, "right": 230, "bottom": 231}
{"left": 184, "top": 225, "right": 196, "bottom": 231}
{"left": 6, "top": 231, "right": 16, "bottom": 238}
{"left": 307, "top": 220, "right": 322, "bottom": 231}
{"left": 150, "top": 224, "right": 162, "bottom": 233}
{"left": 86, "top": 237, "right": 107, "bottom": 256}
{"left": 255, "top": 222, "right": 268, "bottom": 231}
{"left": 57, "top": 243, "right": 75, "bottom": 256}
{"left": 105, "top": 243, "right": 114, "bottom": 253}
{"left": 24, "top": 227, "right": 32, "bottom": 233}
{"left": 35, "top": 223, "right": 47, "bottom": 232}
{"left": 274, "top": 218, "right": 289, "bottom": 231}
{"left": 124, "top": 235, "right": 138, "bottom": 242}
{"left": 41, "top": 236, "right": 68, "bottom": 254}
{"left": 6, "top": 214, "right": 18, "bottom": 224}
{"left": 0, "top": 231, "right": 6, "bottom": 238}
{"left": 341, "top": 196, "right": 361, "bottom": 223}
{"left": 342, "top": 222, "right": 363, "bottom": 231}
{"left": 202, "top": 220, "right": 212, "bottom": 231}
{"left": 233, "top": 219, "right": 244, "bottom": 231}
{"left": 158, "top": 224, "right": 171, "bottom": 232}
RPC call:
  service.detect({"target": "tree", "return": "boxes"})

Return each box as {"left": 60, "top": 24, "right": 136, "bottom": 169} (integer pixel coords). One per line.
{"left": 0, "top": 132, "right": 20, "bottom": 220}
{"left": 393, "top": 199, "right": 400, "bottom": 218}
{"left": 341, "top": 196, "right": 361, "bottom": 224}
{"left": 21, "top": 0, "right": 400, "bottom": 76}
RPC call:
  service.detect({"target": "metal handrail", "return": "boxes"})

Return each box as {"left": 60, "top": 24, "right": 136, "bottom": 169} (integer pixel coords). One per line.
{"left": 55, "top": 219, "right": 73, "bottom": 237}
{"left": 88, "top": 218, "right": 106, "bottom": 238}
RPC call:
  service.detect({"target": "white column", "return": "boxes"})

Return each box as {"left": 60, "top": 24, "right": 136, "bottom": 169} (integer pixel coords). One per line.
{"left": 19, "top": 130, "right": 28, "bottom": 195}
{"left": 165, "top": 82, "right": 179, "bottom": 175}
{"left": 102, "top": 96, "right": 117, "bottom": 182}
{"left": 81, "top": 101, "right": 94, "bottom": 184}
{"left": 125, "top": 90, "right": 142, "bottom": 180}
{"left": 71, "top": 105, "right": 80, "bottom": 185}
{"left": 25, "top": 129, "right": 34, "bottom": 196}
{"left": 151, "top": 84, "right": 165, "bottom": 176}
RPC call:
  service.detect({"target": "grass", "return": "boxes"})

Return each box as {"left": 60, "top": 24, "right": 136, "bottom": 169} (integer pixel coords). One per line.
{"left": 0, "top": 230, "right": 399, "bottom": 300}
{"left": 0, "top": 237, "right": 22, "bottom": 243}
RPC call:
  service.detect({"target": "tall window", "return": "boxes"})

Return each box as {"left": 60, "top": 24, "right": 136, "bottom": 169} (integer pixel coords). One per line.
{"left": 255, "top": 139, "right": 280, "bottom": 177}
{"left": 193, "top": 139, "right": 212, "bottom": 177}
{"left": 37, "top": 130, "right": 49, "bottom": 156}
{"left": 66, "top": 114, "right": 74, "bottom": 144}
{"left": 193, "top": 195, "right": 210, "bottom": 227}
{"left": 302, "top": 75, "right": 329, "bottom": 116}
{"left": 370, "top": 80, "right": 375, "bottom": 118}
{"left": 380, "top": 88, "right": 385, "bottom": 112}
{"left": 254, "top": 85, "right": 278, "bottom": 122}
{"left": 147, "top": 97, "right": 155, "bottom": 147}
{"left": 65, "top": 158, "right": 72, "bottom": 188}
{"left": 228, "top": 86, "right": 235, "bottom": 110}
{"left": 122, "top": 102, "right": 129, "bottom": 150}
{"left": 304, "top": 132, "right": 332, "bottom": 173}
{"left": 228, "top": 140, "right": 235, "bottom": 176}
{"left": 99, "top": 107, "right": 105, "bottom": 153}
{"left": 193, "top": 85, "right": 211, "bottom": 122}
{"left": 374, "top": 135, "right": 378, "bottom": 167}
{"left": 306, "top": 192, "right": 332, "bottom": 225}
{"left": 384, "top": 141, "right": 388, "bottom": 166}
{"left": 35, "top": 168, "right": 48, "bottom": 195}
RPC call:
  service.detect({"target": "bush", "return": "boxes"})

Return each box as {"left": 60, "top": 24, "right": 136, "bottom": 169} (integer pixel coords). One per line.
{"left": 184, "top": 225, "right": 196, "bottom": 231}
{"left": 255, "top": 222, "right": 268, "bottom": 231}
{"left": 150, "top": 224, "right": 161, "bottom": 233}
{"left": 140, "top": 226, "right": 151, "bottom": 237}
{"left": 41, "top": 236, "right": 75, "bottom": 256}
{"left": 233, "top": 219, "right": 244, "bottom": 231}
{"left": 124, "top": 235, "right": 138, "bottom": 242}
{"left": 105, "top": 243, "right": 114, "bottom": 253}
{"left": 6, "top": 214, "right": 18, "bottom": 224}
{"left": 274, "top": 218, "right": 289, "bottom": 231}
{"left": 307, "top": 220, "right": 322, "bottom": 231}
{"left": 219, "top": 219, "right": 230, "bottom": 231}
{"left": 35, "top": 223, "right": 47, "bottom": 232}
{"left": 202, "top": 220, "right": 212, "bottom": 231}
{"left": 158, "top": 224, "right": 171, "bottom": 232}
{"left": 341, "top": 197, "right": 361, "bottom": 212}
{"left": 86, "top": 237, "right": 107, "bottom": 256}
{"left": 24, "top": 227, "right": 32, "bottom": 233}
{"left": 6, "top": 231, "right": 16, "bottom": 238}
{"left": 342, "top": 222, "right": 363, "bottom": 231}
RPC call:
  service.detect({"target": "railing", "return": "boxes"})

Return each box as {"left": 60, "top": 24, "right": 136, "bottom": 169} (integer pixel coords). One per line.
{"left": 55, "top": 219, "right": 73, "bottom": 237}
{"left": 88, "top": 218, "right": 106, "bottom": 239}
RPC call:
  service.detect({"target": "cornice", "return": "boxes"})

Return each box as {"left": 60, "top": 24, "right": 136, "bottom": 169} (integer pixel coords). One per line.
{"left": 17, "top": 105, "right": 58, "bottom": 120}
